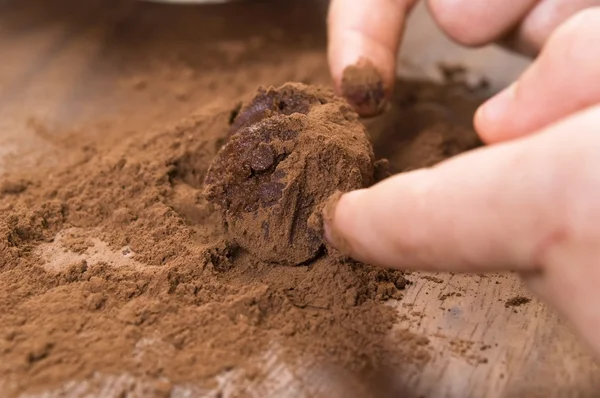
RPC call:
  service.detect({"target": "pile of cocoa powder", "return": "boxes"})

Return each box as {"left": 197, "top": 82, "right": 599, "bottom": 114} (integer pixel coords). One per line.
{"left": 0, "top": 1, "right": 484, "bottom": 396}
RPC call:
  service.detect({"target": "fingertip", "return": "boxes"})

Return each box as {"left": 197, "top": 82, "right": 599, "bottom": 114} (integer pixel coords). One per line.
{"left": 328, "top": 37, "right": 396, "bottom": 117}
{"left": 473, "top": 105, "right": 492, "bottom": 144}
{"left": 323, "top": 189, "right": 365, "bottom": 258}
{"left": 340, "top": 58, "right": 390, "bottom": 117}
{"left": 474, "top": 83, "right": 518, "bottom": 144}
{"left": 322, "top": 190, "right": 343, "bottom": 248}
{"left": 474, "top": 104, "right": 500, "bottom": 145}
{"left": 327, "top": 0, "right": 411, "bottom": 116}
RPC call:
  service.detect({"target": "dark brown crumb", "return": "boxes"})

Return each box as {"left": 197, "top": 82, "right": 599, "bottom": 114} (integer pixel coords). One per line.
{"left": 0, "top": 178, "right": 29, "bottom": 195}
{"left": 373, "top": 158, "right": 391, "bottom": 182}
{"left": 505, "top": 295, "right": 531, "bottom": 308}
{"left": 422, "top": 275, "right": 444, "bottom": 284}
{"left": 438, "top": 292, "right": 458, "bottom": 301}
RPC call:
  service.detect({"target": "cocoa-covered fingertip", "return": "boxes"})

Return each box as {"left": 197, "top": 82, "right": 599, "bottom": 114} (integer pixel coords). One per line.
{"left": 310, "top": 190, "right": 352, "bottom": 259}
{"left": 340, "top": 58, "right": 389, "bottom": 118}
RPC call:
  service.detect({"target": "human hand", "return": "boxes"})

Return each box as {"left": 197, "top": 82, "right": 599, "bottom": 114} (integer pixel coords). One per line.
{"left": 328, "top": 0, "right": 600, "bottom": 116}
{"left": 325, "top": 9, "right": 600, "bottom": 356}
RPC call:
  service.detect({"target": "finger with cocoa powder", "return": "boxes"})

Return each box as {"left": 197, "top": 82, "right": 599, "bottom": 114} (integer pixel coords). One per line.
{"left": 327, "top": 0, "right": 600, "bottom": 118}
{"left": 340, "top": 58, "right": 388, "bottom": 117}
{"left": 327, "top": 0, "right": 417, "bottom": 116}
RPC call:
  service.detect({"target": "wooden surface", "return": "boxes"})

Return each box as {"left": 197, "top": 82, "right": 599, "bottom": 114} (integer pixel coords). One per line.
{"left": 1, "top": 1, "right": 599, "bottom": 397}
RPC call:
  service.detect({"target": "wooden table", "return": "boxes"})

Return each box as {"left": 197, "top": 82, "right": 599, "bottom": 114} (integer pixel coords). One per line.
{"left": 1, "top": 1, "right": 598, "bottom": 397}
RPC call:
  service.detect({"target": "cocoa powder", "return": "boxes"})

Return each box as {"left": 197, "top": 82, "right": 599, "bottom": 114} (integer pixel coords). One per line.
{"left": 0, "top": 1, "right": 485, "bottom": 396}
{"left": 0, "top": 101, "right": 414, "bottom": 397}
{"left": 0, "top": 80, "right": 482, "bottom": 396}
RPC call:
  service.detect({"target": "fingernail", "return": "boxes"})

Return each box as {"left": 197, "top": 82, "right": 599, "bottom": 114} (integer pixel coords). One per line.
{"left": 322, "top": 190, "right": 354, "bottom": 255}
{"left": 477, "top": 82, "right": 517, "bottom": 126}
{"left": 341, "top": 58, "right": 388, "bottom": 118}
{"left": 322, "top": 191, "right": 343, "bottom": 243}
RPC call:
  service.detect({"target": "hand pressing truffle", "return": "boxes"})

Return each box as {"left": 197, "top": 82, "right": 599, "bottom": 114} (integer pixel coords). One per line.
{"left": 204, "top": 83, "right": 374, "bottom": 265}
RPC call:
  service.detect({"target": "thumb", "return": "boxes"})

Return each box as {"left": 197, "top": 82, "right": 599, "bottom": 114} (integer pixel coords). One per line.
{"left": 325, "top": 105, "right": 600, "bottom": 274}
{"left": 327, "top": 106, "right": 600, "bottom": 357}
{"left": 475, "top": 8, "right": 600, "bottom": 143}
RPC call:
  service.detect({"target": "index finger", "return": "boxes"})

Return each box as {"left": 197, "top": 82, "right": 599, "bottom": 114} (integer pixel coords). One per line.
{"left": 327, "top": 0, "right": 416, "bottom": 116}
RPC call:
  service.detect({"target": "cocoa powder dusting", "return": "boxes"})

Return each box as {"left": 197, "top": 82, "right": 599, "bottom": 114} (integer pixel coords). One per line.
{"left": 341, "top": 58, "right": 388, "bottom": 117}
{"left": 0, "top": 1, "right": 485, "bottom": 396}
{"left": 0, "top": 105, "right": 408, "bottom": 396}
